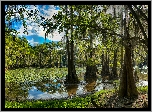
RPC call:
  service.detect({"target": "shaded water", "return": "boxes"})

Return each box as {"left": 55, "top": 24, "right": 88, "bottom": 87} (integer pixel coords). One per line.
{"left": 5, "top": 75, "right": 148, "bottom": 101}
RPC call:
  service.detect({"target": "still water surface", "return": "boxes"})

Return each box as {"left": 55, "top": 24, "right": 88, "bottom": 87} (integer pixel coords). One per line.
{"left": 5, "top": 76, "right": 148, "bottom": 101}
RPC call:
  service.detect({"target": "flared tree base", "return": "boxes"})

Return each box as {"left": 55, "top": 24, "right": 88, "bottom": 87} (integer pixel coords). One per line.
{"left": 64, "top": 73, "right": 80, "bottom": 85}
{"left": 84, "top": 65, "right": 98, "bottom": 80}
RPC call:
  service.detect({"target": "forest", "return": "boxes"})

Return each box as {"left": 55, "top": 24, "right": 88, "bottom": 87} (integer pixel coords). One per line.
{"left": 5, "top": 5, "right": 148, "bottom": 108}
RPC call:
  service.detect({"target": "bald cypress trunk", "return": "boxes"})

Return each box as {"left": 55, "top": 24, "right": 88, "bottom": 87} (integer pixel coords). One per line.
{"left": 65, "top": 5, "right": 79, "bottom": 84}
{"left": 85, "top": 6, "right": 98, "bottom": 79}
{"left": 119, "top": 6, "right": 138, "bottom": 97}
{"left": 112, "top": 49, "right": 118, "bottom": 78}
{"left": 119, "top": 44, "right": 138, "bottom": 97}
{"left": 85, "top": 32, "right": 98, "bottom": 80}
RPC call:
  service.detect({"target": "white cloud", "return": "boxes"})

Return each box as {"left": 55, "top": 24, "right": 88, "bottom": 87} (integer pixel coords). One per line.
{"left": 17, "top": 25, "right": 26, "bottom": 36}
{"left": 17, "top": 5, "right": 63, "bottom": 41}
{"left": 51, "top": 30, "right": 65, "bottom": 41}
{"left": 27, "top": 38, "right": 39, "bottom": 46}
{"left": 39, "top": 5, "right": 60, "bottom": 19}
{"left": 27, "top": 86, "right": 69, "bottom": 100}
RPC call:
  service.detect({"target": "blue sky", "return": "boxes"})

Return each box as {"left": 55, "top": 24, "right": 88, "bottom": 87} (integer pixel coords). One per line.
{"left": 5, "top": 5, "right": 119, "bottom": 46}
{"left": 5, "top": 5, "right": 63, "bottom": 46}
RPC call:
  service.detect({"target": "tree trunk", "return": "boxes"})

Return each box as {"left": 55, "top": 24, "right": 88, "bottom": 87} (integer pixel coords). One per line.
{"left": 85, "top": 32, "right": 98, "bottom": 79}
{"left": 70, "top": 38, "right": 77, "bottom": 81}
{"left": 106, "top": 51, "right": 110, "bottom": 74}
{"left": 101, "top": 52, "right": 105, "bottom": 75}
{"left": 119, "top": 45, "right": 138, "bottom": 97}
{"left": 65, "top": 5, "right": 79, "bottom": 84}
{"left": 120, "top": 8, "right": 124, "bottom": 79}
{"left": 111, "top": 5, "right": 118, "bottom": 79}
{"left": 112, "top": 49, "right": 118, "bottom": 78}
{"left": 85, "top": 65, "right": 98, "bottom": 79}
{"left": 120, "top": 43, "right": 124, "bottom": 78}
{"left": 67, "top": 31, "right": 71, "bottom": 79}
{"left": 101, "top": 50, "right": 110, "bottom": 78}
{"left": 119, "top": 6, "right": 138, "bottom": 97}
{"left": 84, "top": 6, "right": 98, "bottom": 79}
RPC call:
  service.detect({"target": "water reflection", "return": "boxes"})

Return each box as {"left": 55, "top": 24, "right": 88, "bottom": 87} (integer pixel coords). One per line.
{"left": 27, "top": 86, "right": 68, "bottom": 100}
{"left": 65, "top": 84, "right": 78, "bottom": 96}
{"left": 5, "top": 82, "right": 28, "bottom": 101}
{"left": 33, "top": 78, "right": 65, "bottom": 94}
{"left": 84, "top": 77, "right": 97, "bottom": 93}
{"left": 5, "top": 76, "right": 148, "bottom": 101}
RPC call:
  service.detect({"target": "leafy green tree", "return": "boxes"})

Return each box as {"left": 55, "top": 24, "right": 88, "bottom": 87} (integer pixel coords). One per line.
{"left": 5, "top": 5, "right": 148, "bottom": 99}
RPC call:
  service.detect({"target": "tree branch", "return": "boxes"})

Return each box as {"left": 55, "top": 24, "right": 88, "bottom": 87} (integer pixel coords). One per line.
{"left": 133, "top": 5, "right": 148, "bottom": 23}
{"left": 127, "top": 5, "right": 148, "bottom": 47}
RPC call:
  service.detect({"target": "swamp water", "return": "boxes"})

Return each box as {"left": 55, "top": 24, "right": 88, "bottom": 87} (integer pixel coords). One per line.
{"left": 5, "top": 76, "right": 148, "bottom": 101}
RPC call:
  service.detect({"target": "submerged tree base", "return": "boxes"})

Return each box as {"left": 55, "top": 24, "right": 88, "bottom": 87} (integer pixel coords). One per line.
{"left": 64, "top": 73, "right": 80, "bottom": 85}
{"left": 84, "top": 65, "right": 98, "bottom": 80}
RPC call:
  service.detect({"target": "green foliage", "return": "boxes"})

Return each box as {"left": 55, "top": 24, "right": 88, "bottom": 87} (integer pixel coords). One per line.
{"left": 4, "top": 86, "right": 123, "bottom": 108}
{"left": 5, "top": 88, "right": 112, "bottom": 108}
{"left": 5, "top": 84, "right": 148, "bottom": 108}
{"left": 5, "top": 68, "right": 87, "bottom": 83}
{"left": 5, "top": 5, "right": 148, "bottom": 108}
{"left": 5, "top": 31, "right": 65, "bottom": 69}
{"left": 5, "top": 65, "right": 148, "bottom": 108}
{"left": 5, "top": 5, "right": 148, "bottom": 70}
{"left": 137, "top": 86, "right": 148, "bottom": 93}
